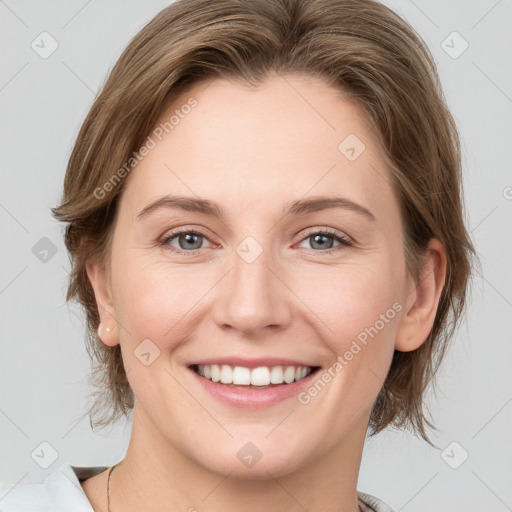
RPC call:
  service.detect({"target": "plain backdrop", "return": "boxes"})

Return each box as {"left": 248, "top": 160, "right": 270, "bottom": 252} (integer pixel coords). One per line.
{"left": 0, "top": 1, "right": 511, "bottom": 511}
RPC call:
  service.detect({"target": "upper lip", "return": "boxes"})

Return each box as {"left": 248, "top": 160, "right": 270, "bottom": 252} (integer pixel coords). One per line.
{"left": 188, "top": 357, "right": 320, "bottom": 369}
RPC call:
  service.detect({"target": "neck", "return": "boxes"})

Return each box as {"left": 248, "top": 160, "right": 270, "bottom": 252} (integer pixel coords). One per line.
{"left": 109, "top": 404, "right": 366, "bottom": 512}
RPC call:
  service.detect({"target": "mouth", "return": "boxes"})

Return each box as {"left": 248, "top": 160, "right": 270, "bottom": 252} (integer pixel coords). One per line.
{"left": 186, "top": 357, "right": 323, "bottom": 407}
{"left": 189, "top": 363, "right": 322, "bottom": 389}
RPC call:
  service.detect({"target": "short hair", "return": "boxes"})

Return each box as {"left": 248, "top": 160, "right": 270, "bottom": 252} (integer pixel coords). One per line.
{"left": 52, "top": 0, "right": 475, "bottom": 443}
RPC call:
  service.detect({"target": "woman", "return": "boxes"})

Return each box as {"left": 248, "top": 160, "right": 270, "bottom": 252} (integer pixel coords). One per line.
{"left": 0, "top": 0, "right": 474, "bottom": 510}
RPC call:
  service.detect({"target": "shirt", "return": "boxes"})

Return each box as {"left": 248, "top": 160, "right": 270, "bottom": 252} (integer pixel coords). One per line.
{"left": 0, "top": 463, "right": 397, "bottom": 511}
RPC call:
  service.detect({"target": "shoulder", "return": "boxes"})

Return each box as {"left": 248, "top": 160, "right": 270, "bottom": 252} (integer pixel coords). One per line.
{"left": 358, "top": 490, "right": 397, "bottom": 512}
{"left": 0, "top": 463, "right": 108, "bottom": 512}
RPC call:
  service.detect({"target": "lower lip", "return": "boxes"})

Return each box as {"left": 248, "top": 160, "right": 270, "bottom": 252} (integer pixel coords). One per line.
{"left": 189, "top": 367, "right": 319, "bottom": 408}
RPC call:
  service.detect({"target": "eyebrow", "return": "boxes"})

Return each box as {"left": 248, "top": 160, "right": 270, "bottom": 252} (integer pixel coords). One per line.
{"left": 136, "top": 194, "right": 376, "bottom": 222}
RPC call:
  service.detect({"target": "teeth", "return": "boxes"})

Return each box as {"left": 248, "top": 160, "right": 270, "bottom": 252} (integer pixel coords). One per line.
{"left": 210, "top": 364, "right": 220, "bottom": 382}
{"left": 232, "top": 366, "right": 251, "bottom": 385}
{"left": 251, "top": 367, "right": 270, "bottom": 386}
{"left": 283, "top": 366, "right": 296, "bottom": 383}
{"left": 220, "top": 365, "right": 233, "bottom": 384}
{"left": 194, "top": 364, "right": 313, "bottom": 386}
{"left": 270, "top": 366, "right": 284, "bottom": 384}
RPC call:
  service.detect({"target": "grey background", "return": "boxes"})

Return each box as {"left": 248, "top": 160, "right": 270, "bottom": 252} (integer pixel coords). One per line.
{"left": 1, "top": 1, "right": 511, "bottom": 511}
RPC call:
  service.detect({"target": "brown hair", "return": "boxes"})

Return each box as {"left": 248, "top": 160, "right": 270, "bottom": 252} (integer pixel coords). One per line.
{"left": 52, "top": 0, "right": 475, "bottom": 443}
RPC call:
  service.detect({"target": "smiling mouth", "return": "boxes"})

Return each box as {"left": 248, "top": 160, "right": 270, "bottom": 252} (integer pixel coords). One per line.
{"left": 190, "top": 364, "right": 321, "bottom": 388}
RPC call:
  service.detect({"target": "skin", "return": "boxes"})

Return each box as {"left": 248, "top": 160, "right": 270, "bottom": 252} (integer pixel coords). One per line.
{"left": 83, "top": 73, "right": 446, "bottom": 512}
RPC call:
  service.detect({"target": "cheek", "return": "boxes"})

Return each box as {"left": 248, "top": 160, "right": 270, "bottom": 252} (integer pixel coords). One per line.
{"left": 112, "top": 255, "right": 215, "bottom": 352}
{"left": 292, "top": 257, "right": 404, "bottom": 347}
{"left": 293, "top": 257, "right": 403, "bottom": 406}
{"left": 111, "top": 261, "right": 202, "bottom": 405}
{"left": 293, "top": 267, "right": 402, "bottom": 427}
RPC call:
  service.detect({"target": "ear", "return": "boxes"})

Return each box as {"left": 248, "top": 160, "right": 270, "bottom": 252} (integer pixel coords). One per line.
{"left": 86, "top": 257, "right": 119, "bottom": 347}
{"left": 395, "top": 238, "right": 447, "bottom": 352}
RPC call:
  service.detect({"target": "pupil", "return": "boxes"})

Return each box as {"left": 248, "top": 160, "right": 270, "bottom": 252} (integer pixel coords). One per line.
{"left": 181, "top": 233, "right": 201, "bottom": 250}
{"left": 312, "top": 234, "right": 332, "bottom": 249}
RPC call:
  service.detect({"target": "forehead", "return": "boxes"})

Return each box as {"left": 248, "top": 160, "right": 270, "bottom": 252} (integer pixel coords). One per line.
{"left": 120, "top": 74, "right": 397, "bottom": 223}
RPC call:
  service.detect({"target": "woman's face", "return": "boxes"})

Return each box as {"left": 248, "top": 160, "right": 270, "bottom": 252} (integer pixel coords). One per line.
{"left": 90, "top": 74, "right": 424, "bottom": 478}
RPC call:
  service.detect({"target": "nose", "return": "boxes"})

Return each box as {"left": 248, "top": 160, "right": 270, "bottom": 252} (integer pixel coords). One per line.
{"left": 213, "top": 240, "right": 293, "bottom": 336}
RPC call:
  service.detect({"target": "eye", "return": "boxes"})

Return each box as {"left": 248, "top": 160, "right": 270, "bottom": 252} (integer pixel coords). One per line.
{"left": 160, "top": 227, "right": 353, "bottom": 256}
{"left": 160, "top": 229, "right": 214, "bottom": 255}
{"left": 296, "top": 229, "right": 353, "bottom": 254}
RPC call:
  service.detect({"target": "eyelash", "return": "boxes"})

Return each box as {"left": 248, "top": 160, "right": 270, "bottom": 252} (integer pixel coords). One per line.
{"left": 159, "top": 228, "right": 353, "bottom": 256}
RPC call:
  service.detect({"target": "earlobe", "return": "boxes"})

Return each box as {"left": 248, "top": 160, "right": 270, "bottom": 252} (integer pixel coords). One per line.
{"left": 86, "top": 258, "right": 119, "bottom": 347}
{"left": 395, "top": 239, "right": 447, "bottom": 352}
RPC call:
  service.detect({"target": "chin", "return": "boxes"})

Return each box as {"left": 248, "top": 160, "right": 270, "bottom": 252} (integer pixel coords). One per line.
{"left": 187, "top": 436, "right": 314, "bottom": 480}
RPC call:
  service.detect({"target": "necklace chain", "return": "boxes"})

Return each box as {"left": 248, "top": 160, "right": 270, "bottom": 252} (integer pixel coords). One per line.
{"left": 107, "top": 462, "right": 121, "bottom": 512}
